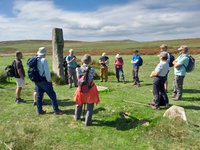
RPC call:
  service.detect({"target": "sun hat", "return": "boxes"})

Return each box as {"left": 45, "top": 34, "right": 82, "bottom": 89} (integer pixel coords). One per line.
{"left": 37, "top": 47, "right": 47, "bottom": 56}
{"left": 115, "top": 54, "right": 121, "bottom": 58}
{"left": 102, "top": 52, "right": 106, "bottom": 56}
{"left": 178, "top": 45, "right": 188, "bottom": 51}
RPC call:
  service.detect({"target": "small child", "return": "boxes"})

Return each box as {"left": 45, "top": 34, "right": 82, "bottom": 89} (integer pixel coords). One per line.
{"left": 114, "top": 54, "right": 125, "bottom": 83}
{"left": 74, "top": 54, "right": 100, "bottom": 126}
{"left": 150, "top": 52, "right": 169, "bottom": 109}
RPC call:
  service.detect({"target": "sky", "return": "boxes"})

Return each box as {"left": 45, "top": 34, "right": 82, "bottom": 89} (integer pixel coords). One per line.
{"left": 0, "top": 0, "right": 200, "bottom": 41}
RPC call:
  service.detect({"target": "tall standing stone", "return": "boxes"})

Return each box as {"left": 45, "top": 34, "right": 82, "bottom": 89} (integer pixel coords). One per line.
{"left": 52, "top": 28, "right": 65, "bottom": 81}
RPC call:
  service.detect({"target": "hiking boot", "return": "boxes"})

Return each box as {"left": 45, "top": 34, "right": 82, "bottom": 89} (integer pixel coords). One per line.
{"left": 38, "top": 110, "right": 46, "bottom": 115}
{"left": 16, "top": 98, "right": 26, "bottom": 104}
{"left": 54, "top": 109, "right": 63, "bottom": 115}
{"left": 19, "top": 98, "right": 26, "bottom": 103}
{"left": 69, "top": 85, "right": 72, "bottom": 88}
{"left": 133, "top": 82, "right": 137, "bottom": 85}
{"left": 137, "top": 84, "right": 141, "bottom": 87}
{"left": 16, "top": 99, "right": 21, "bottom": 104}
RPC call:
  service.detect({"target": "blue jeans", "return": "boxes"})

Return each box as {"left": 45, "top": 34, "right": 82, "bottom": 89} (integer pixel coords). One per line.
{"left": 35, "top": 81, "right": 59, "bottom": 113}
{"left": 115, "top": 68, "right": 125, "bottom": 81}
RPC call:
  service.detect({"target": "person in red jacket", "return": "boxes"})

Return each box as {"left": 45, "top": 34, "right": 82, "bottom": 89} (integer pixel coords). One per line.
{"left": 115, "top": 54, "right": 125, "bottom": 83}
{"left": 74, "top": 54, "right": 100, "bottom": 126}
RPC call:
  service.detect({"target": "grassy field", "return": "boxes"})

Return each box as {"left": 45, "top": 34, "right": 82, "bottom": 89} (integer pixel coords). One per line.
{"left": 0, "top": 54, "right": 200, "bottom": 150}
{"left": 1, "top": 38, "right": 200, "bottom": 55}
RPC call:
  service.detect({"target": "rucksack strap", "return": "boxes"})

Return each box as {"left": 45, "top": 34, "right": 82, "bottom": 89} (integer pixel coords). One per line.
{"left": 36, "top": 57, "right": 45, "bottom": 77}
{"left": 85, "top": 67, "right": 91, "bottom": 82}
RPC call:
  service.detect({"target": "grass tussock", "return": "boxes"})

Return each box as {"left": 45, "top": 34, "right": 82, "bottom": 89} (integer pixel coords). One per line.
{"left": 0, "top": 71, "right": 7, "bottom": 83}
{"left": 51, "top": 72, "right": 66, "bottom": 85}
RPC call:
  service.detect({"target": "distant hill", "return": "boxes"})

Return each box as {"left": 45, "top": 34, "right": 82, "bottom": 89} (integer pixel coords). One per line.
{"left": 0, "top": 38, "right": 200, "bottom": 55}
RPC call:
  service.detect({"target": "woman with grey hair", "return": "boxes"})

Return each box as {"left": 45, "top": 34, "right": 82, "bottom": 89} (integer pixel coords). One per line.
{"left": 74, "top": 54, "right": 100, "bottom": 126}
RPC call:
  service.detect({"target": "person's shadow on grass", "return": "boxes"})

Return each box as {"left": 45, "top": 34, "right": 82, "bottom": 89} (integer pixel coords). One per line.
{"left": 178, "top": 105, "right": 200, "bottom": 110}
{"left": 93, "top": 112, "right": 148, "bottom": 131}
{"left": 183, "top": 89, "right": 200, "bottom": 94}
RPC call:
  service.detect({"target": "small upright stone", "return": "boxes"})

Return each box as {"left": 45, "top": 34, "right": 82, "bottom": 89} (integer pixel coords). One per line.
{"left": 163, "top": 105, "right": 188, "bottom": 123}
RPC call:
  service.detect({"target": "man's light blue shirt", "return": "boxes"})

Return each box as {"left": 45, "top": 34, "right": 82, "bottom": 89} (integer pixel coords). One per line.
{"left": 174, "top": 54, "right": 189, "bottom": 76}
{"left": 37, "top": 57, "right": 51, "bottom": 82}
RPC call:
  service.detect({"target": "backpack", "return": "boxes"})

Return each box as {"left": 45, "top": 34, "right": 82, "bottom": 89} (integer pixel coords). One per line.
{"left": 169, "top": 53, "right": 175, "bottom": 67}
{"left": 27, "top": 57, "right": 46, "bottom": 82}
{"left": 63, "top": 56, "right": 68, "bottom": 68}
{"left": 138, "top": 57, "right": 143, "bottom": 66}
{"left": 78, "top": 67, "right": 92, "bottom": 93}
{"left": 5, "top": 60, "right": 17, "bottom": 78}
{"left": 184, "top": 55, "right": 195, "bottom": 73}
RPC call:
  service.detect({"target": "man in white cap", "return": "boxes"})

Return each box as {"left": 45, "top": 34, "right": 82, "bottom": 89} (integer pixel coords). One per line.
{"left": 172, "top": 45, "right": 189, "bottom": 100}
{"left": 65, "top": 49, "right": 78, "bottom": 88}
{"left": 99, "top": 52, "right": 109, "bottom": 82}
{"left": 150, "top": 52, "right": 169, "bottom": 109}
{"left": 35, "top": 47, "right": 62, "bottom": 115}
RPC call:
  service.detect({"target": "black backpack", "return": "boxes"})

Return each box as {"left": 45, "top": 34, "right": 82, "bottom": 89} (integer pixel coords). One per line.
{"left": 63, "top": 56, "right": 68, "bottom": 68}
{"left": 5, "top": 60, "right": 17, "bottom": 78}
{"left": 184, "top": 55, "right": 195, "bottom": 73}
{"left": 27, "top": 57, "right": 46, "bottom": 82}
{"left": 169, "top": 53, "right": 175, "bottom": 67}
{"left": 77, "top": 67, "right": 92, "bottom": 93}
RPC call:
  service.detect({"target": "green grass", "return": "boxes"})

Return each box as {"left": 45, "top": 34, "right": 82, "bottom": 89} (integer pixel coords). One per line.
{"left": 1, "top": 38, "right": 200, "bottom": 54}
{"left": 0, "top": 55, "right": 200, "bottom": 150}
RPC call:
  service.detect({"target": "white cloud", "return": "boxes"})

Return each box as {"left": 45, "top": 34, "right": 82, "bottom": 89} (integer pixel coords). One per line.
{"left": 0, "top": 0, "right": 200, "bottom": 41}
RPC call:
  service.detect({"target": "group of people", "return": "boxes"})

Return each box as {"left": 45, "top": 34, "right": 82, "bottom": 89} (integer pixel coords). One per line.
{"left": 12, "top": 43, "right": 191, "bottom": 125}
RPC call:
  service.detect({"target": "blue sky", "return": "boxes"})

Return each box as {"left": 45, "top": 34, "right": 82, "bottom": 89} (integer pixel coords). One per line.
{"left": 0, "top": 0, "right": 200, "bottom": 41}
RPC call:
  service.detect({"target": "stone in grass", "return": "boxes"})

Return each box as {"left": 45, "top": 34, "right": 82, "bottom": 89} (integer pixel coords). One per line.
{"left": 138, "top": 119, "right": 150, "bottom": 126}
{"left": 97, "top": 86, "right": 108, "bottom": 92}
{"left": 163, "top": 105, "right": 188, "bottom": 124}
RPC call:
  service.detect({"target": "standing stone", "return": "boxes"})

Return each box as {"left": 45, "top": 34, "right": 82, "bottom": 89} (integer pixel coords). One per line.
{"left": 52, "top": 28, "right": 65, "bottom": 81}
{"left": 163, "top": 105, "right": 188, "bottom": 123}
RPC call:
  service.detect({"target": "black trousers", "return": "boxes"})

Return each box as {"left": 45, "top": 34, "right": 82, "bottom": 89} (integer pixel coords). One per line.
{"left": 133, "top": 66, "right": 140, "bottom": 84}
{"left": 153, "top": 77, "right": 169, "bottom": 107}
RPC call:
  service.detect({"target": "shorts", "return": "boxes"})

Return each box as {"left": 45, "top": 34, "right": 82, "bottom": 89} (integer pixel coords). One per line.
{"left": 16, "top": 78, "right": 25, "bottom": 88}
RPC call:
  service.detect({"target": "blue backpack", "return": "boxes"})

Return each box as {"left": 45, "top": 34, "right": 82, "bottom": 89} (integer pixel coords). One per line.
{"left": 138, "top": 57, "right": 143, "bottom": 66}
{"left": 27, "top": 57, "right": 46, "bottom": 82}
{"left": 184, "top": 55, "right": 195, "bottom": 73}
